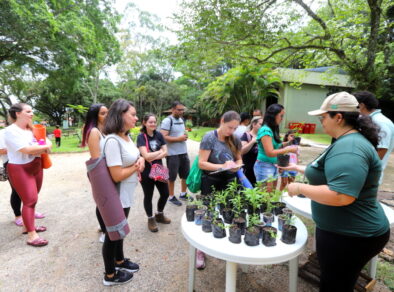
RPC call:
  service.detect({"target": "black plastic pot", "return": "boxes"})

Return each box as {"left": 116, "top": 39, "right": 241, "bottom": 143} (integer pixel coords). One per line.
{"left": 186, "top": 205, "right": 197, "bottom": 222}
{"left": 202, "top": 216, "right": 212, "bottom": 233}
{"left": 282, "top": 208, "right": 293, "bottom": 219}
{"left": 292, "top": 137, "right": 301, "bottom": 145}
{"left": 240, "top": 210, "right": 247, "bottom": 221}
{"left": 233, "top": 217, "right": 246, "bottom": 235}
{"left": 262, "top": 212, "right": 274, "bottom": 226}
{"left": 262, "top": 226, "right": 277, "bottom": 247}
{"left": 229, "top": 225, "right": 242, "bottom": 244}
{"left": 277, "top": 154, "right": 290, "bottom": 167}
{"left": 212, "top": 219, "right": 226, "bottom": 238}
{"left": 281, "top": 224, "right": 297, "bottom": 244}
{"left": 278, "top": 214, "right": 288, "bottom": 232}
{"left": 272, "top": 202, "right": 286, "bottom": 216}
{"left": 257, "top": 222, "right": 265, "bottom": 239}
{"left": 194, "top": 209, "right": 206, "bottom": 225}
{"left": 222, "top": 208, "right": 234, "bottom": 224}
{"left": 244, "top": 226, "right": 260, "bottom": 246}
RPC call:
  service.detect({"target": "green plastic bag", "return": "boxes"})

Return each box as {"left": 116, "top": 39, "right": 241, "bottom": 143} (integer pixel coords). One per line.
{"left": 186, "top": 156, "right": 202, "bottom": 193}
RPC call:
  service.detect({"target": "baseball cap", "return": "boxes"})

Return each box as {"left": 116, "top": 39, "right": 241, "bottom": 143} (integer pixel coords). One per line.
{"left": 308, "top": 92, "right": 359, "bottom": 116}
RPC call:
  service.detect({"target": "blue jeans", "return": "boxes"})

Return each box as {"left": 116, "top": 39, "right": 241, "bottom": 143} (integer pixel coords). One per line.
{"left": 281, "top": 170, "right": 298, "bottom": 178}
{"left": 253, "top": 160, "right": 278, "bottom": 182}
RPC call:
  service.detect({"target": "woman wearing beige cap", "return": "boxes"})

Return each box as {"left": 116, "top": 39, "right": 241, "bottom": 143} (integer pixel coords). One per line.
{"left": 280, "top": 92, "right": 390, "bottom": 292}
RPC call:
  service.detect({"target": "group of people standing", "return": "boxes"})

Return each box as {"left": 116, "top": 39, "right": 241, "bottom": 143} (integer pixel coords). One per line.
{"left": 0, "top": 89, "right": 393, "bottom": 291}
{"left": 195, "top": 91, "right": 392, "bottom": 291}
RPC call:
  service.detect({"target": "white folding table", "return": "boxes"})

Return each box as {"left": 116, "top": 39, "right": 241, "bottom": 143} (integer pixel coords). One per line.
{"left": 282, "top": 193, "right": 394, "bottom": 279}
{"left": 181, "top": 214, "right": 308, "bottom": 292}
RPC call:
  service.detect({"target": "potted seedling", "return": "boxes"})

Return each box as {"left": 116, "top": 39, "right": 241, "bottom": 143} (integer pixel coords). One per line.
{"left": 243, "top": 187, "right": 262, "bottom": 215}
{"left": 216, "top": 190, "right": 234, "bottom": 223}
{"left": 193, "top": 198, "right": 206, "bottom": 225}
{"left": 186, "top": 200, "right": 198, "bottom": 222}
{"left": 277, "top": 152, "right": 290, "bottom": 167}
{"left": 230, "top": 192, "right": 246, "bottom": 235}
{"left": 277, "top": 214, "right": 288, "bottom": 231}
{"left": 211, "top": 216, "right": 226, "bottom": 239}
{"left": 262, "top": 226, "right": 278, "bottom": 247}
{"left": 281, "top": 216, "right": 297, "bottom": 244}
{"left": 282, "top": 208, "right": 293, "bottom": 218}
{"left": 201, "top": 214, "right": 213, "bottom": 233}
{"left": 228, "top": 223, "right": 242, "bottom": 244}
{"left": 244, "top": 214, "right": 261, "bottom": 246}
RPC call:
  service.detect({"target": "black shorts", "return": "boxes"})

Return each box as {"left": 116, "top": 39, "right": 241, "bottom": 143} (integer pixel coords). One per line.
{"left": 166, "top": 154, "right": 190, "bottom": 181}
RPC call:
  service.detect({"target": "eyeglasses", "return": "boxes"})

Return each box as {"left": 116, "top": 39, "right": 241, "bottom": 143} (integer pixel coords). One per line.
{"left": 176, "top": 108, "right": 185, "bottom": 112}
{"left": 318, "top": 116, "right": 325, "bottom": 122}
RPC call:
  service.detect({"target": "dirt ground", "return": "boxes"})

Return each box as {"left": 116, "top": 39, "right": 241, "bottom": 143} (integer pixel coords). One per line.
{"left": 0, "top": 140, "right": 393, "bottom": 292}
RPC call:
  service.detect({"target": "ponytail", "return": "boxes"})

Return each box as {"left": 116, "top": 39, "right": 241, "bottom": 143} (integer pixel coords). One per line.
{"left": 328, "top": 112, "right": 379, "bottom": 148}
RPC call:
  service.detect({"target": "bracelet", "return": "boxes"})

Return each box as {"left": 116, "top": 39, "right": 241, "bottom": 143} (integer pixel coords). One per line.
{"left": 297, "top": 183, "right": 302, "bottom": 195}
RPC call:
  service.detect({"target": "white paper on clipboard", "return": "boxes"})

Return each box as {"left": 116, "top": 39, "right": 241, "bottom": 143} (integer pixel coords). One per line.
{"left": 208, "top": 164, "right": 244, "bottom": 175}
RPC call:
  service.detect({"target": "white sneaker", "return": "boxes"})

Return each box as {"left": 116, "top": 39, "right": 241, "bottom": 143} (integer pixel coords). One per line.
{"left": 99, "top": 232, "right": 105, "bottom": 243}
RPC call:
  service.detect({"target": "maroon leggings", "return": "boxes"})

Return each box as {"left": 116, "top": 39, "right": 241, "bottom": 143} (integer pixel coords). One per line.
{"left": 7, "top": 158, "right": 43, "bottom": 232}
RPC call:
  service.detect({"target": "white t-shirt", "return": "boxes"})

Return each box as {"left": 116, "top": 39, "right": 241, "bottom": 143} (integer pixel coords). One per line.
{"left": 4, "top": 124, "right": 37, "bottom": 164}
{"left": 104, "top": 134, "right": 140, "bottom": 208}
{"left": 0, "top": 129, "right": 8, "bottom": 164}
{"left": 234, "top": 125, "right": 248, "bottom": 139}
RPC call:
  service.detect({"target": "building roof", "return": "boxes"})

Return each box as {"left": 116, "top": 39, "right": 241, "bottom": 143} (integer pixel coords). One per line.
{"left": 277, "top": 68, "right": 355, "bottom": 88}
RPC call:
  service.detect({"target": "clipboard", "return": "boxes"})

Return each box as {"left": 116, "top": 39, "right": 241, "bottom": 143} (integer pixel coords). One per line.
{"left": 208, "top": 164, "right": 244, "bottom": 175}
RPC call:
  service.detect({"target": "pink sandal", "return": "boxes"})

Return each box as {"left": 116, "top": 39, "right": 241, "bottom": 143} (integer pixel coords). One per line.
{"left": 27, "top": 237, "right": 48, "bottom": 247}
{"left": 22, "top": 226, "right": 47, "bottom": 234}
{"left": 14, "top": 218, "right": 23, "bottom": 226}
{"left": 35, "top": 212, "right": 45, "bottom": 219}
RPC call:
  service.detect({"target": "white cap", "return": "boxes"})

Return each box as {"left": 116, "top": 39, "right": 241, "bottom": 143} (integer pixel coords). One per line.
{"left": 308, "top": 92, "right": 359, "bottom": 116}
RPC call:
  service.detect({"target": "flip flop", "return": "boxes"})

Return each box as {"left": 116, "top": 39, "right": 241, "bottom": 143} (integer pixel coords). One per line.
{"left": 14, "top": 218, "right": 23, "bottom": 226}
{"left": 22, "top": 226, "right": 47, "bottom": 234}
{"left": 35, "top": 212, "right": 45, "bottom": 219}
{"left": 27, "top": 237, "right": 48, "bottom": 247}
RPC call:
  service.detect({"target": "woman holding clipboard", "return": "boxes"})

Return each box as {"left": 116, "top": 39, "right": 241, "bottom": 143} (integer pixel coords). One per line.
{"left": 197, "top": 111, "right": 243, "bottom": 269}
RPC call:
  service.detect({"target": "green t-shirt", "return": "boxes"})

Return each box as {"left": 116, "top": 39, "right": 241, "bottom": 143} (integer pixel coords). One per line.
{"left": 256, "top": 125, "right": 282, "bottom": 163}
{"left": 305, "top": 132, "right": 389, "bottom": 237}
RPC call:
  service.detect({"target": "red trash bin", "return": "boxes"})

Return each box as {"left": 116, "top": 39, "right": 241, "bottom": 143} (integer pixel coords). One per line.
{"left": 309, "top": 123, "right": 316, "bottom": 134}
{"left": 303, "top": 123, "right": 311, "bottom": 134}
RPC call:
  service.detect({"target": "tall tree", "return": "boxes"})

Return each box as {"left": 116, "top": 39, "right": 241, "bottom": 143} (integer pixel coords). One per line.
{"left": 174, "top": 0, "right": 393, "bottom": 96}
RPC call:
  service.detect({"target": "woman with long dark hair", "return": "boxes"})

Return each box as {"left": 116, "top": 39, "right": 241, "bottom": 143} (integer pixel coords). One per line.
{"left": 254, "top": 104, "right": 297, "bottom": 191}
{"left": 240, "top": 115, "right": 263, "bottom": 186}
{"left": 4, "top": 103, "right": 52, "bottom": 246}
{"left": 100, "top": 99, "right": 144, "bottom": 286}
{"left": 136, "top": 113, "right": 170, "bottom": 232}
{"left": 82, "top": 103, "right": 108, "bottom": 242}
{"left": 197, "top": 110, "right": 243, "bottom": 269}
{"left": 281, "top": 92, "right": 390, "bottom": 292}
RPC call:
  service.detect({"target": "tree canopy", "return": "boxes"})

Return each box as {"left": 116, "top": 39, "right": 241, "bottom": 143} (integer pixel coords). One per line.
{"left": 173, "top": 0, "right": 393, "bottom": 99}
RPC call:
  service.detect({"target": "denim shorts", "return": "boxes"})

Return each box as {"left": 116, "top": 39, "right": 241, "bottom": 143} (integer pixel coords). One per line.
{"left": 281, "top": 170, "right": 298, "bottom": 178}
{"left": 253, "top": 160, "right": 278, "bottom": 182}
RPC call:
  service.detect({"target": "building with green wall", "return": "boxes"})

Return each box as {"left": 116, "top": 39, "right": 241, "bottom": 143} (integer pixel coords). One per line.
{"left": 275, "top": 68, "right": 355, "bottom": 133}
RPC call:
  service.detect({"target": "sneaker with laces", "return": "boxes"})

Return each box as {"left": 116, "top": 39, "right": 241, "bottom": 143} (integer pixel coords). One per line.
{"left": 115, "top": 258, "right": 140, "bottom": 273}
{"left": 103, "top": 270, "right": 133, "bottom": 286}
{"left": 168, "top": 196, "right": 182, "bottom": 206}
{"left": 196, "top": 249, "right": 206, "bottom": 270}
{"left": 179, "top": 193, "right": 194, "bottom": 202}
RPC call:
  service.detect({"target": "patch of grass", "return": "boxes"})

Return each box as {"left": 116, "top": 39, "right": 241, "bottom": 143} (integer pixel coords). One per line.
{"left": 188, "top": 127, "right": 215, "bottom": 142}
{"left": 300, "top": 133, "right": 331, "bottom": 145}
{"left": 376, "top": 259, "right": 394, "bottom": 290}
{"left": 50, "top": 136, "right": 86, "bottom": 153}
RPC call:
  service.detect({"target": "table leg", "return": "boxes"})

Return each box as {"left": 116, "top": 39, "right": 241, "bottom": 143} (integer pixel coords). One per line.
{"left": 188, "top": 245, "right": 196, "bottom": 292}
{"left": 368, "top": 256, "right": 378, "bottom": 279}
{"left": 288, "top": 256, "right": 299, "bottom": 292}
{"left": 225, "top": 261, "right": 237, "bottom": 292}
